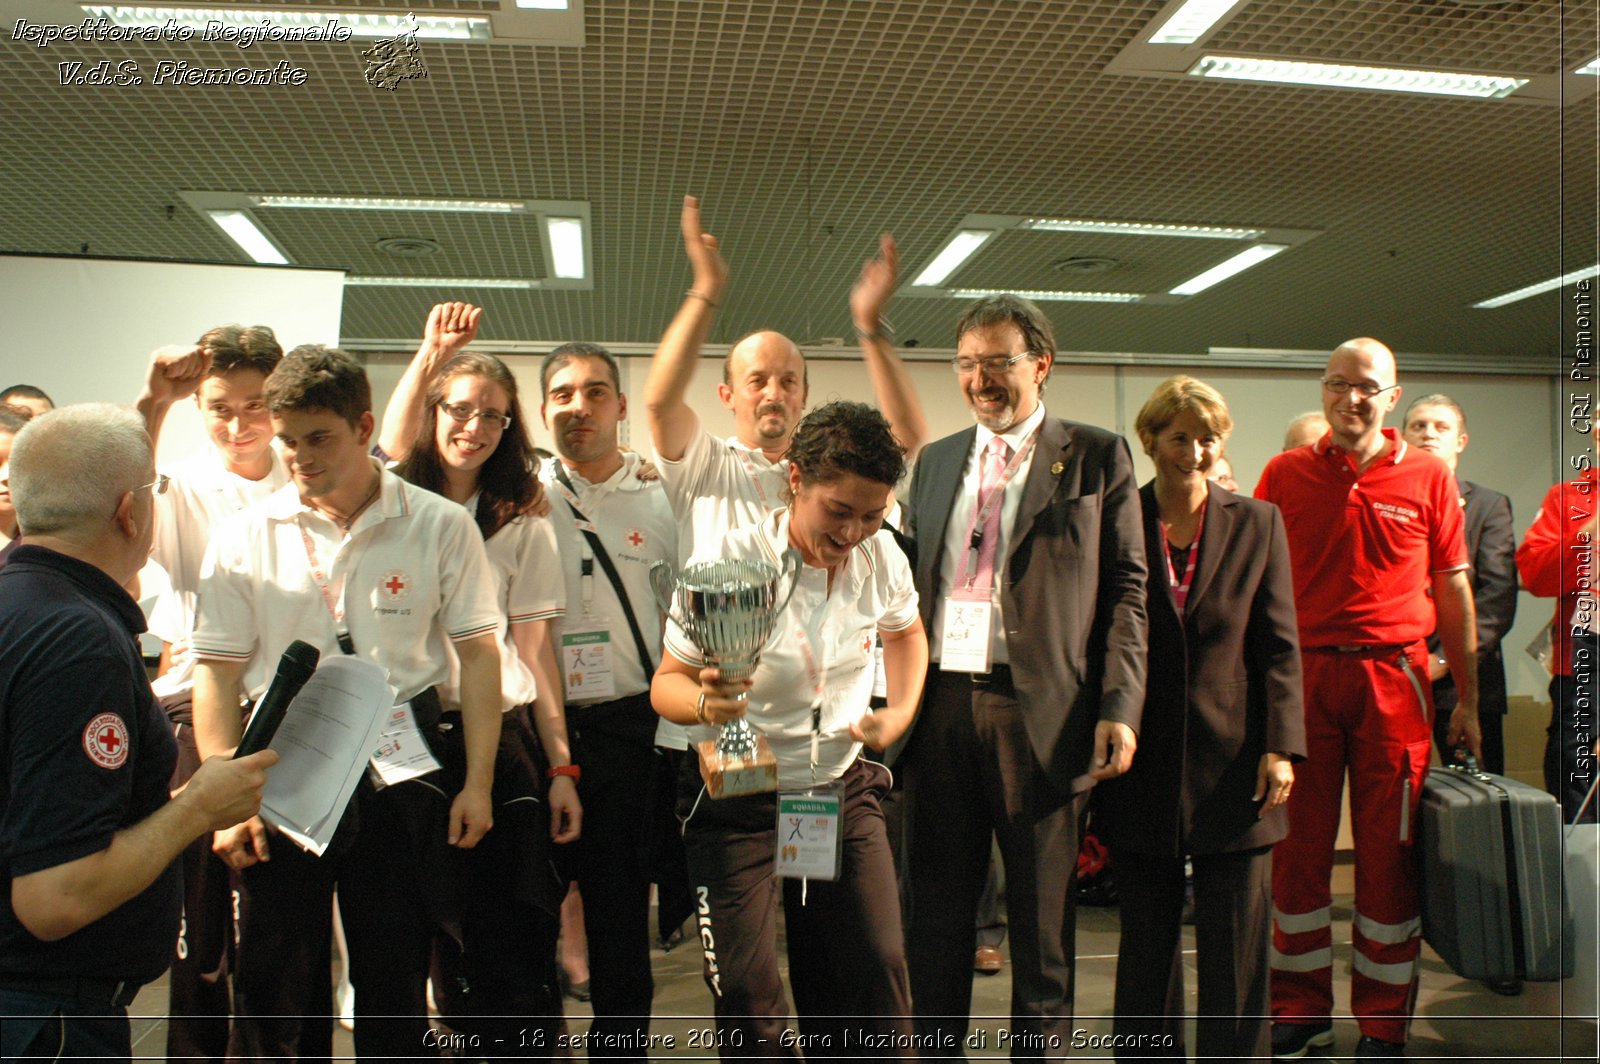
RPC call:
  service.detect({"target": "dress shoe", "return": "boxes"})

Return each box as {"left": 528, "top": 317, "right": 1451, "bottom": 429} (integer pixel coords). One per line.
{"left": 1355, "top": 1035, "right": 1405, "bottom": 1060}
{"left": 974, "top": 945, "right": 1003, "bottom": 975}
{"left": 1271, "top": 1021, "right": 1333, "bottom": 1059}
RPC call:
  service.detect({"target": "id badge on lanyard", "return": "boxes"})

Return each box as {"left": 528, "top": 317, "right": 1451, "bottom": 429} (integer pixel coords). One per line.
{"left": 775, "top": 619, "right": 841, "bottom": 881}
{"left": 776, "top": 788, "right": 842, "bottom": 881}
{"left": 939, "top": 431, "right": 1036, "bottom": 674}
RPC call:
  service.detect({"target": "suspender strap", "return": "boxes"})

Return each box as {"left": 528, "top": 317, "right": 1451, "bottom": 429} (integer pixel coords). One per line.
{"left": 553, "top": 464, "right": 657, "bottom": 676}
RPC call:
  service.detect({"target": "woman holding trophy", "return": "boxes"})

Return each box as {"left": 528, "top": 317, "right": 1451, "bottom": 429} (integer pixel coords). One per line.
{"left": 652, "top": 400, "right": 929, "bottom": 1056}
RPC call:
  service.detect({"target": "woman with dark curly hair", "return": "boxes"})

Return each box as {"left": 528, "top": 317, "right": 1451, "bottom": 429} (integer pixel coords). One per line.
{"left": 652, "top": 399, "right": 929, "bottom": 1057}
{"left": 388, "top": 349, "right": 579, "bottom": 1051}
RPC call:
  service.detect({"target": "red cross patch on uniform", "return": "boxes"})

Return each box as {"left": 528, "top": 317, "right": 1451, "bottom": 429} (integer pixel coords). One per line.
{"left": 626, "top": 529, "right": 645, "bottom": 548}
{"left": 380, "top": 569, "right": 411, "bottom": 601}
{"left": 83, "top": 712, "right": 129, "bottom": 770}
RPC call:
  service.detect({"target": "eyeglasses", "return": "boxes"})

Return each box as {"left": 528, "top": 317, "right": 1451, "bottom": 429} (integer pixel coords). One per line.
{"left": 1320, "top": 377, "right": 1399, "bottom": 399}
{"left": 950, "top": 352, "right": 1035, "bottom": 376}
{"left": 133, "top": 473, "right": 170, "bottom": 497}
{"left": 438, "top": 401, "right": 513, "bottom": 430}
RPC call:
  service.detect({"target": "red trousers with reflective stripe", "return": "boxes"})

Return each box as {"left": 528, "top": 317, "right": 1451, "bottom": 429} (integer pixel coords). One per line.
{"left": 1271, "top": 643, "right": 1432, "bottom": 1045}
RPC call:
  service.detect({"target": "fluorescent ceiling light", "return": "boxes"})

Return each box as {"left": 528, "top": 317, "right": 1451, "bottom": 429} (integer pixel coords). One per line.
{"left": 1168, "top": 243, "right": 1288, "bottom": 295}
{"left": 206, "top": 210, "right": 288, "bottom": 265}
{"left": 83, "top": 7, "right": 492, "bottom": 41}
{"left": 516, "top": 0, "right": 569, "bottom": 8}
{"left": 950, "top": 288, "right": 1141, "bottom": 304}
{"left": 1022, "top": 217, "right": 1264, "bottom": 240}
{"left": 1576, "top": 57, "right": 1600, "bottom": 76}
{"left": 1189, "top": 55, "right": 1528, "bottom": 98}
{"left": 345, "top": 276, "right": 536, "bottom": 289}
{"left": 545, "top": 218, "right": 586, "bottom": 280}
{"left": 911, "top": 230, "right": 995, "bottom": 287}
{"left": 253, "top": 195, "right": 525, "bottom": 213}
{"left": 1149, "top": 0, "right": 1241, "bottom": 45}
{"left": 1472, "top": 264, "right": 1600, "bottom": 308}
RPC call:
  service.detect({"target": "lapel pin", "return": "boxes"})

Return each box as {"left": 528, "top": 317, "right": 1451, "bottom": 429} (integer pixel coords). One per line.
{"left": 1050, "top": 461, "right": 1065, "bottom": 476}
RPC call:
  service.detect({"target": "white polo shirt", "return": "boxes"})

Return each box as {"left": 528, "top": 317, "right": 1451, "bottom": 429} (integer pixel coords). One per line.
{"left": 542, "top": 451, "right": 678, "bottom": 705}
{"left": 193, "top": 461, "right": 499, "bottom": 703}
{"left": 150, "top": 446, "right": 290, "bottom": 695}
{"left": 434, "top": 502, "right": 564, "bottom": 712}
{"left": 655, "top": 413, "right": 789, "bottom": 564}
{"left": 663, "top": 509, "right": 919, "bottom": 789}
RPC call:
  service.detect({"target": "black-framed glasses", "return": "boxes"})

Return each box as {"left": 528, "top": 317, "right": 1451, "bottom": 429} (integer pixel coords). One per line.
{"left": 133, "top": 473, "right": 170, "bottom": 497}
{"left": 1320, "top": 377, "right": 1398, "bottom": 399}
{"left": 438, "top": 401, "right": 513, "bottom": 430}
{"left": 950, "top": 352, "right": 1035, "bottom": 376}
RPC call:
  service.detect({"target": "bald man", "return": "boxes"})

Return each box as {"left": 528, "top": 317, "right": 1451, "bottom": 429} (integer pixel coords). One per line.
{"left": 1255, "top": 339, "right": 1476, "bottom": 1060}
{"left": 643, "top": 195, "right": 927, "bottom": 563}
{"left": 1282, "top": 411, "right": 1330, "bottom": 452}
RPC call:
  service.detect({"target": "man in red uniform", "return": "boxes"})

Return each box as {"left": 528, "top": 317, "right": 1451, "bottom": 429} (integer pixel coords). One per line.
{"left": 1256, "top": 338, "right": 1479, "bottom": 1061}
{"left": 1516, "top": 422, "right": 1598, "bottom": 823}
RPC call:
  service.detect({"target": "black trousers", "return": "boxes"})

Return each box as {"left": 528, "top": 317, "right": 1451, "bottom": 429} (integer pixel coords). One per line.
{"left": 651, "top": 745, "right": 696, "bottom": 938}
{"left": 1547, "top": 631, "right": 1600, "bottom": 823}
{"left": 432, "top": 706, "right": 567, "bottom": 1058}
{"left": 1110, "top": 846, "right": 1273, "bottom": 1060}
{"left": 567, "top": 694, "right": 660, "bottom": 1060}
{"left": 229, "top": 775, "right": 452, "bottom": 1061}
{"left": 903, "top": 669, "right": 1087, "bottom": 1059}
{"left": 163, "top": 692, "right": 237, "bottom": 1064}
{"left": 680, "top": 756, "right": 913, "bottom": 1059}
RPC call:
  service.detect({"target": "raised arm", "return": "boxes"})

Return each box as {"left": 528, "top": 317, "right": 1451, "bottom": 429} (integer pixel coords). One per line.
{"left": 850, "top": 234, "right": 928, "bottom": 460}
{"left": 376, "top": 302, "right": 482, "bottom": 462}
{"left": 135, "top": 343, "right": 212, "bottom": 445}
{"left": 644, "top": 195, "right": 728, "bottom": 462}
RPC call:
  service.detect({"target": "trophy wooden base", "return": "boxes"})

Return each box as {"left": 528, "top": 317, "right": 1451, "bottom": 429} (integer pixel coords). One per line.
{"left": 698, "top": 735, "right": 779, "bottom": 798}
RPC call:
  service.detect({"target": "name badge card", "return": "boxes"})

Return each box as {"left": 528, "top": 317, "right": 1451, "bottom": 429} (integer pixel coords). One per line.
{"left": 562, "top": 630, "right": 616, "bottom": 701}
{"left": 369, "top": 701, "right": 443, "bottom": 786}
{"left": 775, "top": 791, "right": 842, "bottom": 881}
{"left": 939, "top": 596, "right": 993, "bottom": 673}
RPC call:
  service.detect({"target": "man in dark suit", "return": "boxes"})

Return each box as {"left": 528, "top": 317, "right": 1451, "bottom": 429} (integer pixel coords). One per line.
{"left": 1402, "top": 394, "right": 1517, "bottom": 775}
{"left": 900, "top": 294, "right": 1148, "bottom": 1055}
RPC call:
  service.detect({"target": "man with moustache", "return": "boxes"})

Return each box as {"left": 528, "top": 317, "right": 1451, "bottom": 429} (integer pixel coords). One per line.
{"left": 191, "top": 346, "right": 502, "bottom": 1059}
{"left": 135, "top": 326, "right": 290, "bottom": 1061}
{"left": 539, "top": 342, "right": 678, "bottom": 1058}
{"left": 899, "top": 294, "right": 1148, "bottom": 1054}
{"left": 1257, "top": 340, "right": 1477, "bottom": 1061}
{"left": 643, "top": 195, "right": 927, "bottom": 560}
{"left": 1401, "top": 394, "right": 1517, "bottom": 777}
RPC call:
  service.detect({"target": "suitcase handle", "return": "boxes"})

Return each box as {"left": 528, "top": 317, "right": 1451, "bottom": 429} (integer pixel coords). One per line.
{"left": 1447, "top": 751, "right": 1492, "bottom": 783}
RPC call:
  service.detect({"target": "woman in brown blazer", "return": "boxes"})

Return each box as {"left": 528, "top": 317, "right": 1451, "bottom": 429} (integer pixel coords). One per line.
{"left": 1095, "top": 376, "right": 1306, "bottom": 1060}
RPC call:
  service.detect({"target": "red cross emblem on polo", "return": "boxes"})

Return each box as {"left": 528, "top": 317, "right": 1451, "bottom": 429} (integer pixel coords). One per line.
{"left": 82, "top": 712, "right": 129, "bottom": 770}
{"left": 627, "top": 529, "right": 645, "bottom": 547}
{"left": 381, "top": 569, "right": 410, "bottom": 600}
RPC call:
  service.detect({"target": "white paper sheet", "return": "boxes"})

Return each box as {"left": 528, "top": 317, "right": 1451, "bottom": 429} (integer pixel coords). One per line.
{"left": 254, "top": 656, "right": 395, "bottom": 856}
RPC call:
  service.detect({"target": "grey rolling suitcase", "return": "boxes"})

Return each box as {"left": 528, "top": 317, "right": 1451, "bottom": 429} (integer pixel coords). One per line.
{"left": 1419, "top": 761, "right": 1573, "bottom": 982}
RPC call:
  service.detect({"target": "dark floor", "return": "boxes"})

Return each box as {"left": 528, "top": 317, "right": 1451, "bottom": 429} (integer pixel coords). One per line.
{"left": 122, "top": 893, "right": 1597, "bottom": 1062}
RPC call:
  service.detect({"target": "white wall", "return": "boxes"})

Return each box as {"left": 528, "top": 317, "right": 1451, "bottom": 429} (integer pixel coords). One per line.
{"left": 0, "top": 254, "right": 345, "bottom": 465}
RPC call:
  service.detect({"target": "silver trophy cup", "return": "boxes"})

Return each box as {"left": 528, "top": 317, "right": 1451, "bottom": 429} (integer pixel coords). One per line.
{"left": 651, "top": 553, "right": 801, "bottom": 797}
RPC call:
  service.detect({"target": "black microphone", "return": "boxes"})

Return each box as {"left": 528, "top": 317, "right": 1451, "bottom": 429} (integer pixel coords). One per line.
{"left": 233, "top": 640, "right": 321, "bottom": 758}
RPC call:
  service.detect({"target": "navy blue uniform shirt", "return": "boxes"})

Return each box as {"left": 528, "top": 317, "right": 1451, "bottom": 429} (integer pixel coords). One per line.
{"left": 0, "top": 545, "right": 180, "bottom": 986}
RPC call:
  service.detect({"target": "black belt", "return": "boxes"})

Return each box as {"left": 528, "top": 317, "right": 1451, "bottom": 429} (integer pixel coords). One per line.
{"left": 968, "top": 662, "right": 1014, "bottom": 691}
{"left": 0, "top": 975, "right": 139, "bottom": 1008}
{"left": 1305, "top": 643, "right": 1412, "bottom": 657}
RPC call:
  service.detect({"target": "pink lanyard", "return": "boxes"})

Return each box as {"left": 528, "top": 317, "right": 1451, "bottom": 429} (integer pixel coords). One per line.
{"left": 298, "top": 519, "right": 355, "bottom": 654}
{"left": 1159, "top": 502, "right": 1206, "bottom": 616}
{"left": 956, "top": 430, "right": 1039, "bottom": 589}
